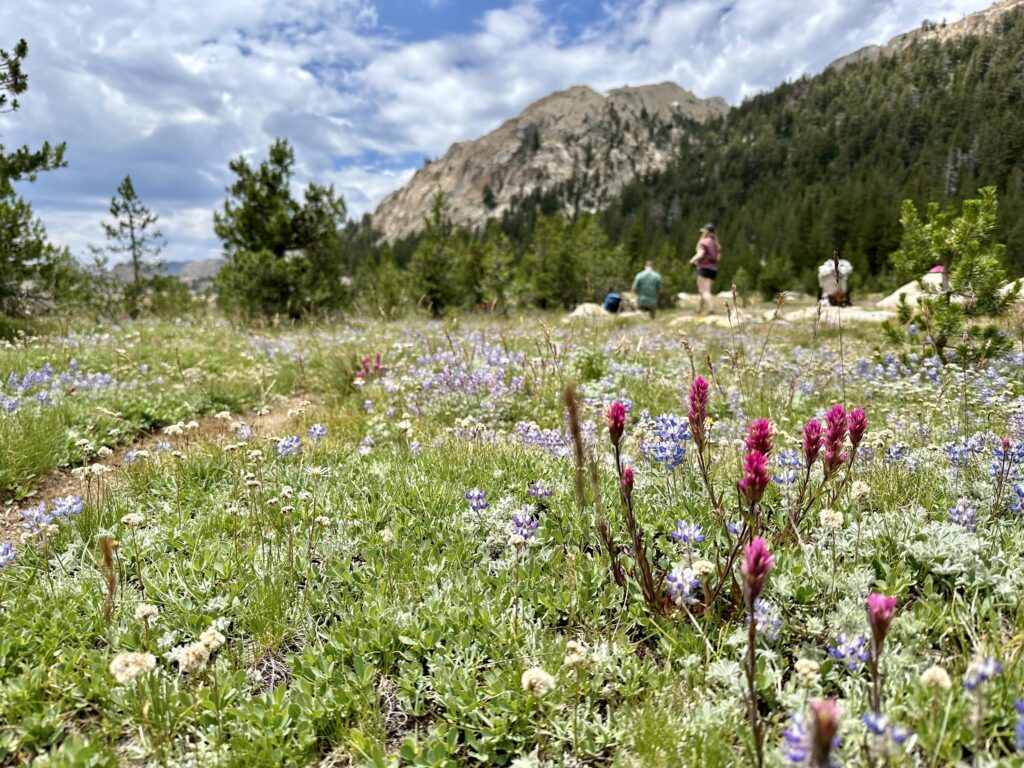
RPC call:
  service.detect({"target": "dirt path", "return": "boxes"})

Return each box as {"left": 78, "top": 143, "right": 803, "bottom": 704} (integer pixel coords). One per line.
{"left": 0, "top": 397, "right": 308, "bottom": 545}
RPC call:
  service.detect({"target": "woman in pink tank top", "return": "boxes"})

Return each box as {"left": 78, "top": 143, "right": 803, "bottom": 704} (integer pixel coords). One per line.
{"left": 688, "top": 223, "right": 721, "bottom": 314}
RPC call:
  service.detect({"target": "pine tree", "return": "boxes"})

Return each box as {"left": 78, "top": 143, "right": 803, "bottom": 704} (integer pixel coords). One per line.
{"left": 99, "top": 176, "right": 164, "bottom": 317}
{"left": 890, "top": 187, "right": 1017, "bottom": 363}
{"left": 214, "top": 139, "right": 347, "bottom": 319}
{"left": 0, "top": 38, "right": 68, "bottom": 315}
{"left": 408, "top": 192, "right": 457, "bottom": 317}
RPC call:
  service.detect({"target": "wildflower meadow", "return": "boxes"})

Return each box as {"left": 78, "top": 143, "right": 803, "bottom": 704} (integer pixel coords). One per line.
{"left": 3, "top": 308, "right": 1024, "bottom": 767}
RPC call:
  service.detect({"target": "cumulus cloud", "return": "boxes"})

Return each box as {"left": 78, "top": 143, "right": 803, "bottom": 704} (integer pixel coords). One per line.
{"left": 2, "top": 0, "right": 992, "bottom": 262}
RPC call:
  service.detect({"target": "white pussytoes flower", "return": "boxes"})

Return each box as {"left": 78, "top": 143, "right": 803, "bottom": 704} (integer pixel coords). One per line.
{"left": 563, "top": 640, "right": 587, "bottom": 668}
{"left": 134, "top": 603, "right": 159, "bottom": 623}
{"left": 794, "top": 658, "right": 820, "bottom": 683}
{"left": 920, "top": 665, "right": 952, "bottom": 691}
{"left": 170, "top": 642, "right": 210, "bottom": 674}
{"left": 199, "top": 627, "right": 226, "bottom": 652}
{"left": 691, "top": 559, "right": 715, "bottom": 578}
{"left": 819, "top": 508, "right": 844, "bottom": 529}
{"left": 521, "top": 667, "right": 556, "bottom": 697}
{"left": 110, "top": 651, "right": 156, "bottom": 684}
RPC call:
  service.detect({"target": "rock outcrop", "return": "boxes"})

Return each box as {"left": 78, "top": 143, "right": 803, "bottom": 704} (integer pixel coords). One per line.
{"left": 372, "top": 82, "right": 728, "bottom": 241}
{"left": 829, "top": 0, "right": 1024, "bottom": 70}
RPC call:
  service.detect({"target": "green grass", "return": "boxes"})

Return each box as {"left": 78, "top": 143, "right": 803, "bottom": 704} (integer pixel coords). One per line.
{"left": 2, "top": 312, "right": 1024, "bottom": 765}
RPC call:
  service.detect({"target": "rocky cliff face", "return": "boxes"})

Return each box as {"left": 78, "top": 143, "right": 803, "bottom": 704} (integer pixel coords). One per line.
{"left": 829, "top": 0, "right": 1024, "bottom": 70}
{"left": 372, "top": 82, "right": 728, "bottom": 241}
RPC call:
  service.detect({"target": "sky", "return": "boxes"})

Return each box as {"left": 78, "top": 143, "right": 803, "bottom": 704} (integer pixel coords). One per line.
{"left": 2, "top": 0, "right": 994, "bottom": 264}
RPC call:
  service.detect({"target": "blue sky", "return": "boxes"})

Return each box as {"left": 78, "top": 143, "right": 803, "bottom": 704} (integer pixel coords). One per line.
{"left": 1, "top": 0, "right": 995, "bottom": 263}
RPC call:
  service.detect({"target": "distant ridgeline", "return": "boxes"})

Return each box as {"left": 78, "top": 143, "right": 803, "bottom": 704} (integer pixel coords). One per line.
{"left": 381, "top": 5, "right": 1024, "bottom": 297}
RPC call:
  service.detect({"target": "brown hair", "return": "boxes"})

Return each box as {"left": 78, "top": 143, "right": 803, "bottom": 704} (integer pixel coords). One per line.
{"left": 696, "top": 230, "right": 719, "bottom": 249}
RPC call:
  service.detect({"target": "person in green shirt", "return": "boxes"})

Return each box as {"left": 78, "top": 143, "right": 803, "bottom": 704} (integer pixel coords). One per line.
{"left": 632, "top": 261, "right": 662, "bottom": 318}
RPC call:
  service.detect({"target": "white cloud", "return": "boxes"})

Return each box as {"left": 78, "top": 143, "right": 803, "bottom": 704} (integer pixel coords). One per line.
{"left": 1, "top": 0, "right": 995, "bottom": 262}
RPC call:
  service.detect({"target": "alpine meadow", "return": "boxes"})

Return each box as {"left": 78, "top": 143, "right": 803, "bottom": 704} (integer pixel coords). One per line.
{"left": 6, "top": 2, "right": 1024, "bottom": 767}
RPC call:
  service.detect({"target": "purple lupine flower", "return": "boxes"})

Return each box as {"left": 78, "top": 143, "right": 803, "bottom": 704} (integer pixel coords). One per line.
{"left": 781, "top": 711, "right": 813, "bottom": 766}
{"left": 51, "top": 496, "right": 83, "bottom": 518}
{"left": 464, "top": 488, "right": 488, "bottom": 512}
{"left": 650, "top": 440, "right": 686, "bottom": 469}
{"left": 20, "top": 502, "right": 52, "bottom": 532}
{"left": 512, "top": 507, "right": 539, "bottom": 539}
{"left": 670, "top": 520, "right": 705, "bottom": 545}
{"left": 275, "top": 435, "right": 303, "bottom": 457}
{"left": 155, "top": 440, "right": 171, "bottom": 452}
{"left": 124, "top": 449, "right": 140, "bottom": 464}
{"left": 862, "top": 712, "right": 912, "bottom": 757}
{"left": 750, "top": 599, "right": 782, "bottom": 641}
{"left": 727, "top": 520, "right": 742, "bottom": 536}
{"left": 653, "top": 414, "right": 691, "bottom": 443}
{"left": 527, "top": 480, "right": 552, "bottom": 498}
{"left": 829, "top": 634, "right": 870, "bottom": 671}
{"left": 0, "top": 541, "right": 16, "bottom": 568}
{"left": 773, "top": 449, "right": 802, "bottom": 485}
{"left": 236, "top": 423, "right": 252, "bottom": 440}
{"left": 665, "top": 564, "right": 701, "bottom": 606}
{"left": 964, "top": 657, "right": 1001, "bottom": 691}
{"left": 885, "top": 445, "right": 908, "bottom": 464}
{"left": 948, "top": 498, "right": 977, "bottom": 529}
{"left": 307, "top": 423, "right": 327, "bottom": 441}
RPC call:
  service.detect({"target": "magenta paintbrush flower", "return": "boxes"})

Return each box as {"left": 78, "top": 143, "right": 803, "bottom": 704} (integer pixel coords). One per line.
{"left": 745, "top": 418, "right": 773, "bottom": 457}
{"left": 809, "top": 698, "right": 841, "bottom": 766}
{"left": 848, "top": 407, "right": 868, "bottom": 449}
{"left": 802, "top": 419, "right": 824, "bottom": 466}
{"left": 741, "top": 537, "right": 774, "bottom": 605}
{"left": 687, "top": 376, "right": 709, "bottom": 447}
{"left": 739, "top": 451, "right": 770, "bottom": 506}
{"left": 621, "top": 466, "right": 634, "bottom": 501}
{"left": 607, "top": 401, "right": 627, "bottom": 447}
{"left": 867, "top": 593, "right": 897, "bottom": 651}
{"left": 823, "top": 404, "right": 848, "bottom": 477}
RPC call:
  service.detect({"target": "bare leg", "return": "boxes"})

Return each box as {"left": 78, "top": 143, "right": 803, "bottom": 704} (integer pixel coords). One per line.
{"left": 697, "top": 276, "right": 714, "bottom": 314}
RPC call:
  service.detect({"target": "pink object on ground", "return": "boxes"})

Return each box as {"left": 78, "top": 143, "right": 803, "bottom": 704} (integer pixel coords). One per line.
{"left": 928, "top": 265, "right": 945, "bottom": 273}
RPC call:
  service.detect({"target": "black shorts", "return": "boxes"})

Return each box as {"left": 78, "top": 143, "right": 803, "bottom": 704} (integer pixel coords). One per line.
{"left": 697, "top": 267, "right": 718, "bottom": 280}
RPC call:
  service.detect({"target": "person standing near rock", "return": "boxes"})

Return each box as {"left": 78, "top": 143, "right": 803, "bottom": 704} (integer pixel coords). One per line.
{"left": 632, "top": 260, "right": 662, "bottom": 318}
{"left": 689, "top": 223, "right": 721, "bottom": 314}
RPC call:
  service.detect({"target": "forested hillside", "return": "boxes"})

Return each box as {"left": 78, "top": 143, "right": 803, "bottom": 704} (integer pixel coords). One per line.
{"left": 497, "top": 7, "right": 1024, "bottom": 296}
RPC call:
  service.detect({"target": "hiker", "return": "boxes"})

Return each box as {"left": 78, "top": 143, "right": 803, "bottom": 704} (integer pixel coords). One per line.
{"left": 689, "top": 223, "right": 720, "bottom": 314}
{"left": 632, "top": 261, "right": 662, "bottom": 318}
{"left": 817, "top": 255, "right": 853, "bottom": 306}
